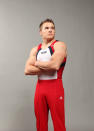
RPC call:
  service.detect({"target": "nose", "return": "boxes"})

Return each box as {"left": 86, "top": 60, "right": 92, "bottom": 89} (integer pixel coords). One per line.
{"left": 48, "top": 28, "right": 52, "bottom": 32}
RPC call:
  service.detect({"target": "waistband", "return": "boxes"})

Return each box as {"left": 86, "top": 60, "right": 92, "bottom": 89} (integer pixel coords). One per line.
{"left": 37, "top": 78, "right": 62, "bottom": 83}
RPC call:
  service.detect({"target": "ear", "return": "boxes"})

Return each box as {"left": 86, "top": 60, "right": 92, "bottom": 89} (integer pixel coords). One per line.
{"left": 39, "top": 30, "right": 42, "bottom": 36}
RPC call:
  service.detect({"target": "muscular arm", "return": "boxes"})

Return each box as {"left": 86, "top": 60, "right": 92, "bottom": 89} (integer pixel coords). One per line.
{"left": 24, "top": 46, "right": 45, "bottom": 75}
{"left": 35, "top": 42, "right": 67, "bottom": 71}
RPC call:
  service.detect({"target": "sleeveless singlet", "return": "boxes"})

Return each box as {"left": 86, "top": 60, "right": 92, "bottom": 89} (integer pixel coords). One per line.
{"left": 36, "top": 40, "right": 67, "bottom": 80}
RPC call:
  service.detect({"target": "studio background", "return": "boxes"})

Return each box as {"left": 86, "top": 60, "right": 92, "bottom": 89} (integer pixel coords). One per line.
{"left": 0, "top": 0, "right": 94, "bottom": 131}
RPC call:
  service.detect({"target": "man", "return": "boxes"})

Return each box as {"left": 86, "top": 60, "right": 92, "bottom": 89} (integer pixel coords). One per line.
{"left": 24, "top": 18, "right": 67, "bottom": 131}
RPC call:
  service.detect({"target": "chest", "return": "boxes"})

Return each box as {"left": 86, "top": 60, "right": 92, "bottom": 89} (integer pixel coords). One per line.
{"left": 36, "top": 48, "right": 52, "bottom": 61}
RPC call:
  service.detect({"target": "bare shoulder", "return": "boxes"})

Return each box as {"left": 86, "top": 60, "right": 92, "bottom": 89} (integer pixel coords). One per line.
{"left": 29, "top": 45, "right": 38, "bottom": 57}
{"left": 53, "top": 41, "right": 67, "bottom": 57}
{"left": 54, "top": 41, "right": 67, "bottom": 50}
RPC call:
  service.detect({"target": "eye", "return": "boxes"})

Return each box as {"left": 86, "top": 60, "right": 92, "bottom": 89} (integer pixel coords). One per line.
{"left": 51, "top": 27, "right": 55, "bottom": 29}
{"left": 45, "top": 27, "right": 49, "bottom": 29}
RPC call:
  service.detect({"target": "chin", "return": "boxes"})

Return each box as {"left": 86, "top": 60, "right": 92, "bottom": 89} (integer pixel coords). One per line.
{"left": 46, "top": 38, "right": 54, "bottom": 41}
{"left": 47, "top": 36, "right": 54, "bottom": 40}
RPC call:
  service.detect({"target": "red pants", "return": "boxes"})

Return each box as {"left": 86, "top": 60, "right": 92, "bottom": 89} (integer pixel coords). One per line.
{"left": 34, "top": 79, "right": 66, "bottom": 131}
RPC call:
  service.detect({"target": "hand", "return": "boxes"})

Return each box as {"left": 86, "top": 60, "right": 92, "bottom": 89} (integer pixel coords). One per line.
{"left": 35, "top": 61, "right": 40, "bottom": 67}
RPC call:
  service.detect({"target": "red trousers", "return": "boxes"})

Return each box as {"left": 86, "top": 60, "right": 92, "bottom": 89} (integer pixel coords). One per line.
{"left": 34, "top": 79, "right": 66, "bottom": 131}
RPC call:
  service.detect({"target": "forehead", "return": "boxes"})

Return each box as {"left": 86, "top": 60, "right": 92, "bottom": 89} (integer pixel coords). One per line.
{"left": 42, "top": 22, "right": 54, "bottom": 27}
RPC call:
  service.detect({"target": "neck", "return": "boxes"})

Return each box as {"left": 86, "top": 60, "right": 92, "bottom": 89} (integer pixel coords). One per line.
{"left": 42, "top": 38, "right": 55, "bottom": 45}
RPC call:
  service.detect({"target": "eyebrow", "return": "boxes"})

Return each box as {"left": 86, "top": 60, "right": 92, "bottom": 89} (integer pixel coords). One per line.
{"left": 45, "top": 26, "right": 55, "bottom": 28}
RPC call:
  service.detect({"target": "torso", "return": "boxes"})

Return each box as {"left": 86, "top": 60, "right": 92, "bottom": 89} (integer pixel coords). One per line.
{"left": 36, "top": 40, "right": 67, "bottom": 80}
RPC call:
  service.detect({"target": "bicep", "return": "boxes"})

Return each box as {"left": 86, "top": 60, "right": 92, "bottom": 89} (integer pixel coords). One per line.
{"left": 26, "top": 56, "right": 36, "bottom": 66}
{"left": 26, "top": 46, "right": 38, "bottom": 66}
{"left": 50, "top": 42, "right": 67, "bottom": 66}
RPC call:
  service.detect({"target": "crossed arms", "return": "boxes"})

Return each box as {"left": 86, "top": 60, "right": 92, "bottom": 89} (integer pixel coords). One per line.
{"left": 24, "top": 41, "right": 67, "bottom": 75}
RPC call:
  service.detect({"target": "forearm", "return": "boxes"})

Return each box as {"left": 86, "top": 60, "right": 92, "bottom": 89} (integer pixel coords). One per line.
{"left": 35, "top": 60, "right": 59, "bottom": 71}
{"left": 24, "top": 64, "right": 45, "bottom": 75}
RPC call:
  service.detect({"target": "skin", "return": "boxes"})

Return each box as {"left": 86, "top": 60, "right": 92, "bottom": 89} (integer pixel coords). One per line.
{"left": 24, "top": 22, "right": 67, "bottom": 75}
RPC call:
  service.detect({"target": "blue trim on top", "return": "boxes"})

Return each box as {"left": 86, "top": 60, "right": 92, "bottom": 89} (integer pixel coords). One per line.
{"left": 48, "top": 46, "right": 53, "bottom": 56}
{"left": 60, "top": 62, "right": 66, "bottom": 67}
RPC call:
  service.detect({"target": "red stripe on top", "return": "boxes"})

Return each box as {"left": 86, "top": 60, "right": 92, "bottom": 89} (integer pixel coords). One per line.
{"left": 50, "top": 40, "right": 57, "bottom": 46}
{"left": 37, "top": 43, "right": 42, "bottom": 51}
{"left": 50, "top": 40, "right": 57, "bottom": 52}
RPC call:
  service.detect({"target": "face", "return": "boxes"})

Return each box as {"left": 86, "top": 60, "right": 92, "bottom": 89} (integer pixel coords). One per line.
{"left": 39, "top": 22, "right": 55, "bottom": 40}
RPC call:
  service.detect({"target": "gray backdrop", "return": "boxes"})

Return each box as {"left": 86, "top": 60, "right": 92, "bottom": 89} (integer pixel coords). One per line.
{"left": 0, "top": 0, "right": 94, "bottom": 131}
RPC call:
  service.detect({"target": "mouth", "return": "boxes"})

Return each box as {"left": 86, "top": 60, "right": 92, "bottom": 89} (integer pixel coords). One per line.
{"left": 48, "top": 34, "right": 53, "bottom": 35}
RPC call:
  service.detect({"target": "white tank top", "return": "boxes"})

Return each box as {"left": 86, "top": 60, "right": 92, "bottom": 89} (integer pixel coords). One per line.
{"left": 37, "top": 47, "right": 57, "bottom": 80}
{"left": 36, "top": 40, "right": 67, "bottom": 80}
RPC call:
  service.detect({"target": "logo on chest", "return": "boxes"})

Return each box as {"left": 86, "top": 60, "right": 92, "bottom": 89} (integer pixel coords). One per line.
{"left": 41, "top": 51, "right": 47, "bottom": 54}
